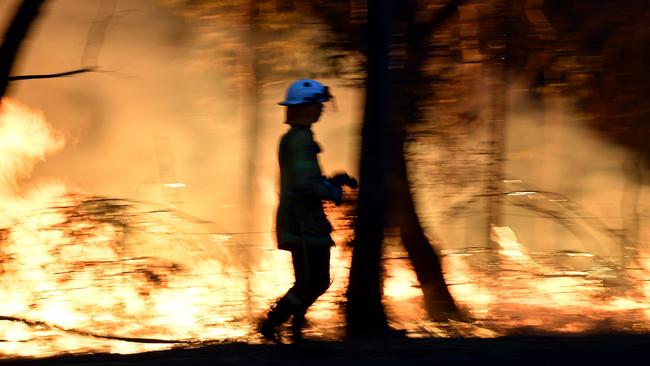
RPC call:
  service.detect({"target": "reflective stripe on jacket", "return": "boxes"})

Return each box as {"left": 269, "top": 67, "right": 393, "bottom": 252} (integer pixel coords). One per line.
{"left": 275, "top": 125, "right": 333, "bottom": 250}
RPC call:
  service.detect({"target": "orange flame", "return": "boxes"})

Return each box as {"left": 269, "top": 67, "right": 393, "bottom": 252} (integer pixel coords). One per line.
{"left": 0, "top": 100, "right": 649, "bottom": 358}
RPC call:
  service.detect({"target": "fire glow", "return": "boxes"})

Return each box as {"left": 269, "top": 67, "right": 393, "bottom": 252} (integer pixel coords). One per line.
{"left": 0, "top": 100, "right": 649, "bottom": 358}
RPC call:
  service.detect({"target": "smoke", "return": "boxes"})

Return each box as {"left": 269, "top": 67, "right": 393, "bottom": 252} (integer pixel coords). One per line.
{"left": 4, "top": 0, "right": 201, "bottom": 199}
{"left": 2, "top": 0, "right": 643, "bottom": 275}
{"left": 503, "top": 95, "right": 634, "bottom": 255}
{"left": 411, "top": 91, "right": 648, "bottom": 257}
{"left": 1, "top": 0, "right": 360, "bottom": 250}
{"left": 4, "top": 0, "right": 640, "bottom": 258}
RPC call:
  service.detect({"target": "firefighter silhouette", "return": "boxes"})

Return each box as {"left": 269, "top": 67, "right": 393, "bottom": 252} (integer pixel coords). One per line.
{"left": 257, "top": 79, "right": 356, "bottom": 343}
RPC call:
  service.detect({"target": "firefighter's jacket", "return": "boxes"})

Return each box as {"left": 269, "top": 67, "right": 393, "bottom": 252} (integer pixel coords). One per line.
{"left": 276, "top": 125, "right": 334, "bottom": 251}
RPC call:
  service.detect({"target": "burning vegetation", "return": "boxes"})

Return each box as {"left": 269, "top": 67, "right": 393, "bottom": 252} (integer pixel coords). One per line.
{"left": 0, "top": 100, "right": 648, "bottom": 358}
{"left": 0, "top": 0, "right": 650, "bottom": 361}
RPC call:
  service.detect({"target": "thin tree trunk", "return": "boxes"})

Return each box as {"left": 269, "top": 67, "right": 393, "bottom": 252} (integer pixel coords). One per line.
{"left": 387, "top": 0, "right": 464, "bottom": 320}
{"left": 621, "top": 151, "right": 644, "bottom": 265}
{"left": 0, "top": 0, "right": 47, "bottom": 100}
{"left": 391, "top": 127, "right": 461, "bottom": 319}
{"left": 484, "top": 0, "right": 511, "bottom": 251}
{"left": 346, "top": 0, "right": 392, "bottom": 337}
{"left": 242, "top": 0, "right": 261, "bottom": 320}
{"left": 386, "top": 67, "right": 461, "bottom": 319}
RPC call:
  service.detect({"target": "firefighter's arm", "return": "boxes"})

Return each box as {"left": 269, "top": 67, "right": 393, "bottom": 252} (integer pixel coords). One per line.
{"left": 288, "top": 130, "right": 334, "bottom": 200}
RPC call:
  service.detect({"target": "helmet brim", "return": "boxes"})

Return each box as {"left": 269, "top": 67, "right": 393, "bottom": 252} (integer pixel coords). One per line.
{"left": 277, "top": 99, "right": 330, "bottom": 106}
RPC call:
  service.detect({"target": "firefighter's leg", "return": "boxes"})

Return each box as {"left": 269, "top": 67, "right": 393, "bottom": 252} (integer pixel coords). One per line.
{"left": 291, "top": 246, "right": 331, "bottom": 341}
{"left": 288, "top": 245, "right": 311, "bottom": 342}
{"left": 291, "top": 312, "right": 306, "bottom": 343}
{"left": 258, "top": 247, "right": 307, "bottom": 342}
{"left": 304, "top": 246, "right": 331, "bottom": 306}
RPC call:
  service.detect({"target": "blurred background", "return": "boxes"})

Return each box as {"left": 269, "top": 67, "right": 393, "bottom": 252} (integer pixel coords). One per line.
{"left": 0, "top": 0, "right": 649, "bottom": 358}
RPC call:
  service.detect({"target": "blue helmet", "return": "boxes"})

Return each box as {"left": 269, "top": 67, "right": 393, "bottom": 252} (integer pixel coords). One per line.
{"left": 278, "top": 79, "right": 332, "bottom": 106}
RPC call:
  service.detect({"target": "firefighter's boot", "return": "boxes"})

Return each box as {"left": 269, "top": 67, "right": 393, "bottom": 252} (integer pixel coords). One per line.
{"left": 257, "top": 297, "right": 293, "bottom": 343}
{"left": 291, "top": 313, "right": 306, "bottom": 343}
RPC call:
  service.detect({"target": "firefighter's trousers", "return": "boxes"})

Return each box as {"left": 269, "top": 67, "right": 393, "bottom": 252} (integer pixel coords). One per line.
{"left": 267, "top": 245, "right": 331, "bottom": 325}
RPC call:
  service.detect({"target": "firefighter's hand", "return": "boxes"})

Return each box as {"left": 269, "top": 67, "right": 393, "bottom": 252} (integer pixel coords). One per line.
{"left": 328, "top": 172, "right": 358, "bottom": 189}
{"left": 322, "top": 180, "right": 343, "bottom": 205}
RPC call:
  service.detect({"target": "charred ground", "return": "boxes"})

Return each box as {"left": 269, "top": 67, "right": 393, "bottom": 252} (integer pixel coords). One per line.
{"left": 3, "top": 334, "right": 650, "bottom": 366}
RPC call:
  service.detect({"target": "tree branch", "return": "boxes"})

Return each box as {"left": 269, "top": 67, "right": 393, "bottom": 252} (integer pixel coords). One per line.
{"left": 407, "top": 0, "right": 467, "bottom": 71}
{"left": 420, "top": 0, "right": 467, "bottom": 41}
{"left": 0, "top": 0, "right": 47, "bottom": 98}
{"left": 307, "top": 1, "right": 366, "bottom": 54}
{"left": 7, "top": 67, "right": 95, "bottom": 81}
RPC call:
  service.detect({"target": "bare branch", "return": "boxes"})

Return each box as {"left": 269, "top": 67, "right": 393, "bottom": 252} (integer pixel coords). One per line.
{"left": 407, "top": 0, "right": 467, "bottom": 70}
{"left": 82, "top": 0, "right": 117, "bottom": 68}
{"left": 420, "top": 0, "right": 467, "bottom": 41}
{"left": 7, "top": 67, "right": 96, "bottom": 81}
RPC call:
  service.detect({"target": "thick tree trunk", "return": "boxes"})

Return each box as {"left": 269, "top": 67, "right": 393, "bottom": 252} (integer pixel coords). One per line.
{"left": 349, "top": 0, "right": 465, "bottom": 332}
{"left": 346, "top": 0, "right": 392, "bottom": 337}
{"left": 0, "top": 0, "right": 47, "bottom": 100}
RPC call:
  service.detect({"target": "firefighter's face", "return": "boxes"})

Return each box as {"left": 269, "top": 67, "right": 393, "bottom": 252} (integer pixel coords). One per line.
{"left": 304, "top": 103, "right": 323, "bottom": 123}
{"left": 286, "top": 103, "right": 323, "bottom": 126}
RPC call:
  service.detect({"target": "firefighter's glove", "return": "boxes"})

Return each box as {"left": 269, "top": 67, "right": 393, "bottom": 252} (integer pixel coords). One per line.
{"left": 322, "top": 180, "right": 343, "bottom": 205}
{"left": 328, "top": 172, "right": 358, "bottom": 189}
